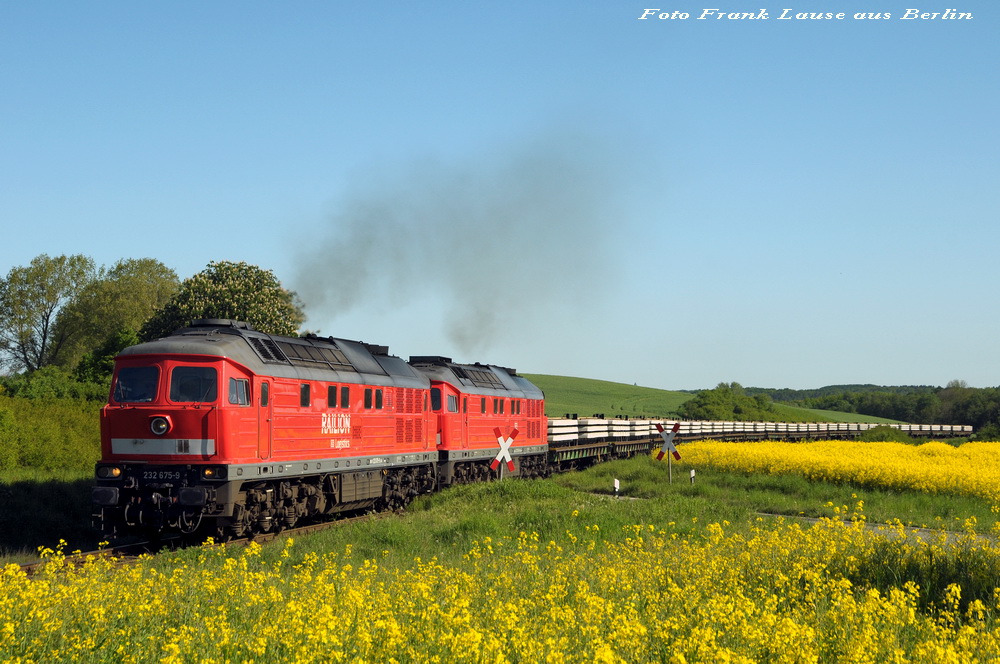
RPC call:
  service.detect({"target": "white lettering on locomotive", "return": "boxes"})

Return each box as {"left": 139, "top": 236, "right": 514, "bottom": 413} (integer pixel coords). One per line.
{"left": 321, "top": 413, "right": 351, "bottom": 435}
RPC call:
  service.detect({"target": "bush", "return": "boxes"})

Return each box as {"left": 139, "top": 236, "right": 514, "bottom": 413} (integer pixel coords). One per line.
{"left": 0, "top": 366, "right": 107, "bottom": 402}
{"left": 0, "top": 395, "right": 100, "bottom": 472}
{"left": 679, "top": 382, "right": 810, "bottom": 422}
{"left": 972, "top": 423, "right": 1000, "bottom": 442}
{"left": 0, "top": 408, "right": 16, "bottom": 471}
{"left": 858, "top": 425, "right": 916, "bottom": 444}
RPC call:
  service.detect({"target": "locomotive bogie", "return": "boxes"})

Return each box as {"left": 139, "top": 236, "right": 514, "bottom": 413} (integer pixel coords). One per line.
{"left": 437, "top": 444, "right": 549, "bottom": 485}
{"left": 95, "top": 456, "right": 440, "bottom": 539}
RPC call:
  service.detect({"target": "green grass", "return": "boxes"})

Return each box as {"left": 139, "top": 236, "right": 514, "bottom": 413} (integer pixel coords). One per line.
{"left": 156, "top": 477, "right": 746, "bottom": 573}
{"left": 554, "top": 455, "right": 997, "bottom": 532}
{"left": 774, "top": 403, "right": 901, "bottom": 424}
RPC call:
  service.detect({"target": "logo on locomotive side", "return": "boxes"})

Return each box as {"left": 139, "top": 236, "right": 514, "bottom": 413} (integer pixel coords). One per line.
{"left": 321, "top": 413, "right": 351, "bottom": 435}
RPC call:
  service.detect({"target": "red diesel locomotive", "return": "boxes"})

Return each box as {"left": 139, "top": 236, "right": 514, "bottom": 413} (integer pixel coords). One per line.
{"left": 92, "top": 319, "right": 546, "bottom": 539}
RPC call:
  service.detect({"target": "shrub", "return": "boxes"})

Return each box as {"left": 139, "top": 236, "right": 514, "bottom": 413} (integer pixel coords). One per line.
{"left": 858, "top": 425, "right": 916, "bottom": 444}
{"left": 0, "top": 396, "right": 100, "bottom": 472}
{"left": 0, "top": 366, "right": 107, "bottom": 402}
{"left": 973, "top": 423, "right": 1000, "bottom": 442}
{"left": 0, "top": 408, "right": 16, "bottom": 471}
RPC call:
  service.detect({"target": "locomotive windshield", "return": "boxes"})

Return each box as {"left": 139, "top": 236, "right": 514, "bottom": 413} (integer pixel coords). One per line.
{"left": 112, "top": 366, "right": 159, "bottom": 403}
{"left": 169, "top": 366, "right": 218, "bottom": 403}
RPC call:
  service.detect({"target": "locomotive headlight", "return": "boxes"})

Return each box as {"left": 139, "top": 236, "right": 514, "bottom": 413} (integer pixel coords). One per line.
{"left": 150, "top": 416, "right": 172, "bottom": 436}
{"left": 96, "top": 465, "right": 123, "bottom": 479}
{"left": 201, "top": 466, "right": 227, "bottom": 480}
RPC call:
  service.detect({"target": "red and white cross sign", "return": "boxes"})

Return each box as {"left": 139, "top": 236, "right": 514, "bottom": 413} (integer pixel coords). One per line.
{"left": 655, "top": 422, "right": 681, "bottom": 461}
{"left": 491, "top": 426, "right": 518, "bottom": 472}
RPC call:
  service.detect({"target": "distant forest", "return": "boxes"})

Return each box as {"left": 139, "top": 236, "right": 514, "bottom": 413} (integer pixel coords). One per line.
{"left": 744, "top": 384, "right": 938, "bottom": 402}
{"left": 746, "top": 382, "right": 1000, "bottom": 435}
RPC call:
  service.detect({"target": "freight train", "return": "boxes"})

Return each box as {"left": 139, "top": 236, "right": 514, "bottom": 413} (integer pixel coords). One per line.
{"left": 91, "top": 319, "right": 973, "bottom": 541}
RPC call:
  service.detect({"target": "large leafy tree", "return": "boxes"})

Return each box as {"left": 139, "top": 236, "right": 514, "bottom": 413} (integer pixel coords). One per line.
{"left": 140, "top": 261, "right": 305, "bottom": 340}
{"left": 54, "top": 257, "right": 179, "bottom": 371}
{"left": 0, "top": 254, "right": 96, "bottom": 372}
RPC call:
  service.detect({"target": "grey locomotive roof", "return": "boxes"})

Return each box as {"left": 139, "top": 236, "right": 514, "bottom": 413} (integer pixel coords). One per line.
{"left": 117, "top": 320, "right": 429, "bottom": 389}
{"left": 408, "top": 356, "right": 544, "bottom": 399}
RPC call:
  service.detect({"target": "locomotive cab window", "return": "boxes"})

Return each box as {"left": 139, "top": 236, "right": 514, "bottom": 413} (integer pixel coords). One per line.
{"left": 447, "top": 395, "right": 458, "bottom": 413}
{"left": 169, "top": 367, "right": 217, "bottom": 403}
{"left": 300, "top": 384, "right": 311, "bottom": 408}
{"left": 365, "top": 387, "right": 382, "bottom": 410}
{"left": 364, "top": 388, "right": 384, "bottom": 409}
{"left": 113, "top": 366, "right": 159, "bottom": 403}
{"left": 228, "top": 378, "right": 250, "bottom": 405}
{"left": 430, "top": 388, "right": 442, "bottom": 412}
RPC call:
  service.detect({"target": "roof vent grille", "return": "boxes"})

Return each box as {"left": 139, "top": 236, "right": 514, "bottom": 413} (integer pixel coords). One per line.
{"left": 248, "top": 337, "right": 289, "bottom": 364}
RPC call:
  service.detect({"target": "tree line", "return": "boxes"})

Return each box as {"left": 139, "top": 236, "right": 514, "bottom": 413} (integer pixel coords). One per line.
{"left": 682, "top": 381, "right": 1000, "bottom": 438}
{"left": 0, "top": 254, "right": 305, "bottom": 397}
{"left": 795, "top": 382, "right": 1000, "bottom": 436}
{"left": 743, "top": 384, "right": 939, "bottom": 402}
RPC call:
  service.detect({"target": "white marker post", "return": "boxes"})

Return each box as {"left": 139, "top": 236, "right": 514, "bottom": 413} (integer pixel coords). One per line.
{"left": 614, "top": 478, "right": 620, "bottom": 499}
{"left": 690, "top": 468, "right": 696, "bottom": 484}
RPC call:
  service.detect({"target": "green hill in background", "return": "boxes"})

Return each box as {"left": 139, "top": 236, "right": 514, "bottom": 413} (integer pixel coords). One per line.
{"left": 522, "top": 374, "right": 691, "bottom": 419}
{"left": 523, "top": 374, "right": 899, "bottom": 423}
{"left": 768, "top": 403, "right": 900, "bottom": 424}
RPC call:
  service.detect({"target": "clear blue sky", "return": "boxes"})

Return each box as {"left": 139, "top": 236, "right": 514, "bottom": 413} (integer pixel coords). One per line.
{"left": 2, "top": 2, "right": 996, "bottom": 390}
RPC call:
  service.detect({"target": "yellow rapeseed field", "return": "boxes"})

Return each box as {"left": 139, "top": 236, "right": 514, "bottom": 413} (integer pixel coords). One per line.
{"left": 3, "top": 514, "right": 1000, "bottom": 663}
{"left": 680, "top": 440, "right": 1000, "bottom": 503}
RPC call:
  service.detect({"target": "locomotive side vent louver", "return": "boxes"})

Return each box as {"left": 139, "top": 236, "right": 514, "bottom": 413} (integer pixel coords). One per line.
{"left": 461, "top": 366, "right": 505, "bottom": 390}
{"left": 276, "top": 341, "right": 358, "bottom": 372}
{"left": 248, "top": 337, "right": 290, "bottom": 364}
